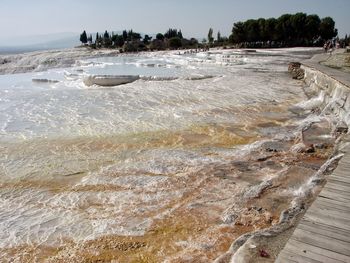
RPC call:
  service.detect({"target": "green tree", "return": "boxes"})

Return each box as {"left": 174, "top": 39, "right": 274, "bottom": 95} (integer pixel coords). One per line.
{"left": 122, "top": 30, "right": 128, "bottom": 41}
{"left": 168, "top": 37, "right": 182, "bottom": 49}
{"left": 305, "top": 15, "right": 321, "bottom": 42}
{"left": 245, "top": 19, "right": 260, "bottom": 42}
{"left": 112, "top": 34, "right": 125, "bottom": 47}
{"left": 257, "top": 18, "right": 267, "bottom": 41}
{"left": 265, "top": 18, "right": 277, "bottom": 41}
{"left": 104, "top": 30, "right": 110, "bottom": 39}
{"left": 126, "top": 30, "right": 141, "bottom": 41}
{"left": 289, "top": 13, "right": 307, "bottom": 45}
{"left": 229, "top": 13, "right": 335, "bottom": 47}
{"left": 190, "top": 38, "right": 199, "bottom": 46}
{"left": 150, "top": 39, "right": 166, "bottom": 50}
{"left": 208, "top": 28, "right": 214, "bottom": 44}
{"left": 80, "top": 30, "right": 88, "bottom": 44}
{"left": 143, "top": 34, "right": 152, "bottom": 45}
{"left": 156, "top": 33, "right": 164, "bottom": 40}
{"left": 230, "top": 22, "right": 246, "bottom": 43}
{"left": 276, "top": 14, "right": 292, "bottom": 43}
{"left": 165, "top": 29, "right": 180, "bottom": 39}
{"left": 178, "top": 30, "right": 183, "bottom": 39}
{"left": 217, "top": 31, "right": 221, "bottom": 42}
{"left": 87, "top": 34, "right": 93, "bottom": 43}
{"left": 319, "top": 17, "right": 338, "bottom": 40}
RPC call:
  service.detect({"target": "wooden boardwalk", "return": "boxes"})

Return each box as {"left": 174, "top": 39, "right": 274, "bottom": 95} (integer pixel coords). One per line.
{"left": 276, "top": 146, "right": 350, "bottom": 263}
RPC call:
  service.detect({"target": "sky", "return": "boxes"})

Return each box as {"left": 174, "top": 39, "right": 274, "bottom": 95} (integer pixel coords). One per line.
{"left": 1, "top": 0, "right": 349, "bottom": 43}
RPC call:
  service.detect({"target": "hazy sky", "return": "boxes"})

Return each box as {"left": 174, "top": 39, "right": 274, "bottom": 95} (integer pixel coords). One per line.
{"left": 1, "top": 0, "right": 349, "bottom": 40}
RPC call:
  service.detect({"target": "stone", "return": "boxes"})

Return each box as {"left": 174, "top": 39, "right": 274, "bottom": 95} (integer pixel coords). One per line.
{"left": 335, "top": 121, "right": 348, "bottom": 134}
{"left": 288, "top": 62, "right": 305, "bottom": 79}
{"left": 291, "top": 68, "right": 305, "bottom": 80}
{"left": 305, "top": 145, "right": 315, "bottom": 153}
{"left": 288, "top": 62, "right": 301, "bottom": 72}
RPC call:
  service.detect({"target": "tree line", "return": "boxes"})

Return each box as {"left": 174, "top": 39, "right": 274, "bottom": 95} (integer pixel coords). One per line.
{"left": 79, "top": 13, "right": 345, "bottom": 51}
{"left": 80, "top": 28, "right": 201, "bottom": 52}
{"left": 229, "top": 13, "right": 338, "bottom": 48}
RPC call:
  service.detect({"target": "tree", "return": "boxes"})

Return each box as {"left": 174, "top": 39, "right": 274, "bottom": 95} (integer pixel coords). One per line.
{"left": 230, "top": 22, "right": 246, "bottom": 43}
{"left": 208, "top": 28, "right": 214, "bottom": 44}
{"left": 87, "top": 34, "right": 93, "bottom": 44}
{"left": 165, "top": 28, "right": 180, "bottom": 39}
{"left": 257, "top": 18, "right": 267, "bottom": 41}
{"left": 229, "top": 13, "right": 336, "bottom": 47}
{"left": 156, "top": 33, "right": 164, "bottom": 40}
{"left": 104, "top": 30, "right": 110, "bottom": 39}
{"left": 217, "top": 31, "right": 222, "bottom": 42}
{"left": 143, "top": 34, "right": 152, "bottom": 45}
{"left": 126, "top": 30, "right": 141, "bottom": 41}
{"left": 305, "top": 14, "right": 321, "bottom": 42}
{"left": 80, "top": 30, "right": 88, "bottom": 44}
{"left": 319, "top": 17, "right": 338, "bottom": 40}
{"left": 290, "top": 13, "right": 307, "bottom": 41}
{"left": 168, "top": 37, "right": 182, "bottom": 49}
{"left": 265, "top": 18, "right": 277, "bottom": 41}
{"left": 276, "top": 14, "right": 292, "bottom": 43}
{"left": 112, "top": 34, "right": 125, "bottom": 47}
{"left": 178, "top": 30, "right": 183, "bottom": 39}
{"left": 122, "top": 30, "right": 128, "bottom": 41}
{"left": 190, "top": 38, "right": 199, "bottom": 46}
{"left": 245, "top": 19, "right": 260, "bottom": 42}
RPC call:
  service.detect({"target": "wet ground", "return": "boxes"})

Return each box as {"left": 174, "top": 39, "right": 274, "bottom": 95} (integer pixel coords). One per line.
{"left": 0, "top": 100, "right": 338, "bottom": 263}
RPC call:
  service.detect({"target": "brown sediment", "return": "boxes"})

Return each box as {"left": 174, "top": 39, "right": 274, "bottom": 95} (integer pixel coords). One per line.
{"left": 2, "top": 139, "right": 334, "bottom": 263}
{"left": 1, "top": 96, "right": 339, "bottom": 262}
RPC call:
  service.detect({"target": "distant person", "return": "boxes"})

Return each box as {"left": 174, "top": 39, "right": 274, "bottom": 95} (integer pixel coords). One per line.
{"left": 327, "top": 42, "right": 333, "bottom": 54}
{"left": 323, "top": 42, "right": 328, "bottom": 53}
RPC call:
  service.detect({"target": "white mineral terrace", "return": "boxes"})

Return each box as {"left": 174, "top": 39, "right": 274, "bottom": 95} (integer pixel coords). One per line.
{"left": 1, "top": 47, "right": 345, "bottom": 262}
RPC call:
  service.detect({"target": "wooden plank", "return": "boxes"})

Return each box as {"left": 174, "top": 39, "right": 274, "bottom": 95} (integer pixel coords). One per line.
{"left": 325, "top": 182, "right": 350, "bottom": 190}
{"left": 334, "top": 160, "right": 350, "bottom": 166}
{"left": 329, "top": 175, "right": 350, "bottom": 184}
{"left": 334, "top": 166, "right": 350, "bottom": 172}
{"left": 314, "top": 197, "right": 350, "bottom": 212}
{"left": 305, "top": 207, "right": 350, "bottom": 226}
{"left": 330, "top": 171, "right": 350, "bottom": 179}
{"left": 325, "top": 182, "right": 350, "bottom": 192}
{"left": 275, "top": 254, "right": 299, "bottom": 263}
{"left": 319, "top": 190, "right": 350, "bottom": 203}
{"left": 317, "top": 196, "right": 350, "bottom": 209}
{"left": 277, "top": 145, "right": 350, "bottom": 263}
{"left": 303, "top": 212, "right": 350, "bottom": 231}
{"left": 277, "top": 248, "right": 324, "bottom": 263}
{"left": 317, "top": 194, "right": 349, "bottom": 204}
{"left": 320, "top": 187, "right": 350, "bottom": 198}
{"left": 327, "top": 179, "right": 350, "bottom": 188}
{"left": 299, "top": 219, "right": 350, "bottom": 243}
{"left": 286, "top": 238, "right": 349, "bottom": 263}
{"left": 291, "top": 228, "right": 350, "bottom": 256}
{"left": 341, "top": 160, "right": 350, "bottom": 165}
{"left": 332, "top": 167, "right": 350, "bottom": 176}
{"left": 339, "top": 158, "right": 350, "bottom": 163}
{"left": 332, "top": 165, "right": 350, "bottom": 173}
{"left": 308, "top": 202, "right": 350, "bottom": 220}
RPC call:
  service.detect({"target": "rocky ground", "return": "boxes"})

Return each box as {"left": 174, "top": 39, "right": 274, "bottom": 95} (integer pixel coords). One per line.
{"left": 0, "top": 47, "right": 120, "bottom": 75}
{"left": 320, "top": 48, "right": 350, "bottom": 73}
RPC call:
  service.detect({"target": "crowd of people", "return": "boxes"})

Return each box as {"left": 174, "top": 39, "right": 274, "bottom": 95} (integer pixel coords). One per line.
{"left": 323, "top": 38, "right": 341, "bottom": 53}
